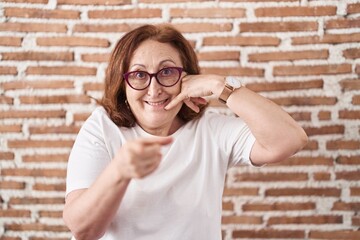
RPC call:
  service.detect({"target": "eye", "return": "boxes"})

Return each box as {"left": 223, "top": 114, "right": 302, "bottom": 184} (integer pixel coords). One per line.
{"left": 132, "top": 71, "right": 147, "bottom": 80}
{"left": 160, "top": 68, "right": 175, "bottom": 77}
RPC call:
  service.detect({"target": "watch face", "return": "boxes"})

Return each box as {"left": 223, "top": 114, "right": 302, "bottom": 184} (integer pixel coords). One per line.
{"left": 226, "top": 77, "right": 242, "bottom": 88}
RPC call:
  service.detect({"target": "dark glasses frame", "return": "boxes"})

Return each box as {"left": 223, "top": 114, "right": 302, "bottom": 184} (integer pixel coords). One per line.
{"left": 123, "top": 67, "right": 183, "bottom": 90}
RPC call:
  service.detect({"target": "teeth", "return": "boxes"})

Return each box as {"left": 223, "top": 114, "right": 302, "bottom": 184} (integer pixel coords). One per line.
{"left": 147, "top": 99, "right": 167, "bottom": 106}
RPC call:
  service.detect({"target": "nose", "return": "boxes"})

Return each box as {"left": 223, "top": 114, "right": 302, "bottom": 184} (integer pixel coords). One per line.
{"left": 147, "top": 75, "right": 162, "bottom": 96}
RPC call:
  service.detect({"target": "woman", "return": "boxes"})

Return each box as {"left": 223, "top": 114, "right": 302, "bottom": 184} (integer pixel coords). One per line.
{"left": 63, "top": 24, "right": 308, "bottom": 240}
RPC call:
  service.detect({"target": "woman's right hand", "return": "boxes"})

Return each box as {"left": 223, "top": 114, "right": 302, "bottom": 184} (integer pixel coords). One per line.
{"left": 114, "top": 137, "right": 173, "bottom": 179}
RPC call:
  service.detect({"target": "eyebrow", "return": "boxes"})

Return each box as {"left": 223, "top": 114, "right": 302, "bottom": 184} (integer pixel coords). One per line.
{"left": 130, "top": 59, "right": 177, "bottom": 69}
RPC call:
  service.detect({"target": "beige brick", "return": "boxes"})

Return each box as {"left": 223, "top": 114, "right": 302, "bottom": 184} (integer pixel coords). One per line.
{"left": 0, "top": 110, "right": 66, "bottom": 119}
{"left": 202, "top": 67, "right": 264, "bottom": 77}
{"left": 246, "top": 79, "right": 323, "bottom": 92}
{"left": 271, "top": 96, "right": 337, "bottom": 106}
{"left": 19, "top": 95, "right": 91, "bottom": 104}
{"left": 73, "top": 23, "right": 132, "bottom": 33}
{"left": 0, "top": 22, "right": 67, "bottom": 33}
{"left": 173, "top": 23, "right": 232, "bottom": 33}
{"left": 222, "top": 215, "right": 262, "bottom": 224}
{"left": 0, "top": 66, "right": 17, "bottom": 75}
{"left": 2, "top": 51, "right": 74, "bottom": 61}
{"left": 58, "top": 0, "right": 131, "bottom": 5}
{"left": 203, "top": 36, "right": 280, "bottom": 46}
{"left": 0, "top": 36, "right": 22, "bottom": 46}
{"left": 292, "top": 33, "right": 360, "bottom": 45}
{"left": 26, "top": 66, "right": 97, "bottom": 76}
{"left": 89, "top": 9, "right": 161, "bottom": 19}
{"left": 37, "top": 37, "right": 110, "bottom": 47}
{"left": 255, "top": 6, "right": 336, "bottom": 17}
{"left": 1, "top": 80, "right": 74, "bottom": 90}
{"left": 248, "top": 50, "right": 328, "bottom": 62}
{"left": 273, "top": 64, "right": 352, "bottom": 76}
{"left": 7, "top": 140, "right": 74, "bottom": 148}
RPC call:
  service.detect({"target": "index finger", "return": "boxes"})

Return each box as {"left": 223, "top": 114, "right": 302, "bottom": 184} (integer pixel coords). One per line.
{"left": 164, "top": 93, "right": 187, "bottom": 111}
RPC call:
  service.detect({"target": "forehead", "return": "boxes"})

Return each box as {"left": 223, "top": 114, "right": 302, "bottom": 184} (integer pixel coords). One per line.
{"left": 129, "top": 40, "right": 182, "bottom": 66}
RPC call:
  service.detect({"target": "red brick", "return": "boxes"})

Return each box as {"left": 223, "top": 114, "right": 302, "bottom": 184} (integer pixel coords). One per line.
{"left": 222, "top": 215, "right": 262, "bottom": 224}
{"left": 0, "top": 110, "right": 66, "bottom": 119}
{"left": 0, "top": 22, "right": 67, "bottom": 33}
{"left": 33, "top": 183, "right": 66, "bottom": 191}
{"left": 248, "top": 50, "right": 328, "bottom": 62}
{"left": 0, "top": 181, "right": 25, "bottom": 189}
{"left": 37, "top": 37, "right": 110, "bottom": 47}
{"left": 314, "top": 172, "right": 331, "bottom": 181}
{"left": 242, "top": 202, "right": 316, "bottom": 211}
{"left": 4, "top": 7, "right": 80, "bottom": 19}
{"left": 2, "top": 51, "right": 73, "bottom": 61}
{"left": 29, "top": 125, "right": 80, "bottom": 134}
{"left": 303, "top": 140, "right": 319, "bottom": 150}
{"left": 336, "top": 170, "right": 360, "bottom": 181}
{"left": 351, "top": 188, "right": 360, "bottom": 196}
{"left": 26, "top": 66, "right": 97, "bottom": 76}
{"left": 197, "top": 51, "right": 240, "bottom": 61}
{"left": 22, "top": 154, "right": 69, "bottom": 163}
{"left": 73, "top": 112, "right": 91, "bottom": 122}
{"left": 339, "top": 110, "right": 360, "bottom": 119}
{"left": 19, "top": 95, "right": 91, "bottom": 104}
{"left": 223, "top": 187, "right": 259, "bottom": 196}
{"left": 0, "top": 66, "right": 17, "bottom": 75}
{"left": 309, "top": 230, "right": 360, "bottom": 239}
{"left": 289, "top": 111, "right": 312, "bottom": 121}
{"left": 202, "top": 67, "right": 264, "bottom": 77}
{"left": 340, "top": 78, "right": 360, "bottom": 90}
{"left": 171, "top": 8, "right": 246, "bottom": 18}
{"left": 332, "top": 201, "right": 360, "bottom": 211}
{"left": 304, "top": 125, "right": 344, "bottom": 136}
{"left": 271, "top": 156, "right": 334, "bottom": 166}
{"left": 235, "top": 172, "right": 308, "bottom": 182}
{"left": 271, "top": 96, "right": 337, "bottom": 106}
{"left": 292, "top": 33, "right": 360, "bottom": 45}
{"left": 0, "top": 124, "right": 22, "bottom": 133}
{"left": 0, "top": 96, "right": 14, "bottom": 104}
{"left": 89, "top": 9, "right": 161, "bottom": 19}
{"left": 273, "top": 64, "right": 352, "bottom": 76}
{"left": 203, "top": 36, "right": 280, "bottom": 46}
{"left": 58, "top": 0, "right": 131, "bottom": 5}
{"left": 348, "top": 3, "right": 360, "bottom": 14}
{"left": 0, "top": 236, "right": 21, "bottom": 240}
{"left": 3, "top": 0, "right": 47, "bottom": 2}
{"left": 38, "top": 210, "right": 63, "bottom": 218}
{"left": 240, "top": 21, "right": 317, "bottom": 32}
{"left": 220, "top": 0, "right": 297, "bottom": 1}
{"left": 83, "top": 82, "right": 104, "bottom": 91}
{"left": 173, "top": 23, "right": 232, "bottom": 33}
{"left": 326, "top": 18, "right": 360, "bottom": 29}
{"left": 7, "top": 140, "right": 74, "bottom": 148}
{"left": 9, "top": 197, "right": 64, "bottom": 205}
{"left": 0, "top": 151, "right": 15, "bottom": 160}
{"left": 268, "top": 215, "right": 342, "bottom": 225}
{"left": 343, "top": 48, "right": 360, "bottom": 59}
{"left": 265, "top": 188, "right": 341, "bottom": 197}
{"left": 74, "top": 23, "right": 132, "bottom": 33}
{"left": 353, "top": 95, "right": 360, "bottom": 105}
{"left": 327, "top": 140, "right": 360, "bottom": 150}
{"left": 1, "top": 80, "right": 74, "bottom": 90}
{"left": 81, "top": 53, "right": 110, "bottom": 62}
{"left": 353, "top": 216, "right": 360, "bottom": 226}
{"left": 233, "top": 229, "right": 305, "bottom": 239}
{"left": 5, "top": 223, "right": 68, "bottom": 232}
{"left": 246, "top": 79, "right": 323, "bottom": 92}
{"left": 335, "top": 156, "right": 360, "bottom": 165}
{"left": 0, "top": 209, "right": 31, "bottom": 217}
{"left": 0, "top": 36, "right": 22, "bottom": 46}
{"left": 318, "top": 111, "right": 331, "bottom": 120}
{"left": 255, "top": 6, "right": 336, "bottom": 17}
{"left": 1, "top": 168, "right": 66, "bottom": 178}
{"left": 222, "top": 201, "right": 234, "bottom": 211}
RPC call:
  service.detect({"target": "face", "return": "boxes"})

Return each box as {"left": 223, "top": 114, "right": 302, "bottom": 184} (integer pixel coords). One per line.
{"left": 125, "top": 40, "right": 184, "bottom": 135}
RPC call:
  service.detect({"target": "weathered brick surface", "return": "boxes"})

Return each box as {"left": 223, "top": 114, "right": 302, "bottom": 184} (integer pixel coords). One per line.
{"left": 0, "top": 0, "right": 359, "bottom": 239}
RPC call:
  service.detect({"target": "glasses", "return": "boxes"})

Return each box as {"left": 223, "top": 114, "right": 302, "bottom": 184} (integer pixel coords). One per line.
{"left": 123, "top": 67, "right": 183, "bottom": 90}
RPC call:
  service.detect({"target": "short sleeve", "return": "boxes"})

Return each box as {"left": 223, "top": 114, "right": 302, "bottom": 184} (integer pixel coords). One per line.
{"left": 205, "top": 111, "right": 256, "bottom": 168}
{"left": 65, "top": 110, "right": 112, "bottom": 196}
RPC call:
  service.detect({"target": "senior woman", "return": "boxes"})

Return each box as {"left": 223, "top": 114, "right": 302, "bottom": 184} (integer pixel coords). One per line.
{"left": 63, "top": 24, "right": 308, "bottom": 240}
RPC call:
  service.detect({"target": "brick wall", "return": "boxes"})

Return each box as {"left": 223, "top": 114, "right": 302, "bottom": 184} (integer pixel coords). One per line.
{"left": 0, "top": 0, "right": 359, "bottom": 239}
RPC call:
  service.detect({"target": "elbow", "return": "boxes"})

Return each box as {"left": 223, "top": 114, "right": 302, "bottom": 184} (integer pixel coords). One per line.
{"left": 63, "top": 209, "right": 105, "bottom": 240}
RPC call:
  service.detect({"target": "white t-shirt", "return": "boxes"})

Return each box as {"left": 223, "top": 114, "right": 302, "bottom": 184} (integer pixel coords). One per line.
{"left": 66, "top": 107, "right": 255, "bottom": 240}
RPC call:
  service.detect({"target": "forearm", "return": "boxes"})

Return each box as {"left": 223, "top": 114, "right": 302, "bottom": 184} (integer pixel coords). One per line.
{"left": 226, "top": 87, "right": 308, "bottom": 165}
{"left": 63, "top": 160, "right": 130, "bottom": 240}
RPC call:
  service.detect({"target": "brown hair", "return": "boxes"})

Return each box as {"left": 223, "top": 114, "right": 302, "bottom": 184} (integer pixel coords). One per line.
{"left": 100, "top": 24, "right": 207, "bottom": 127}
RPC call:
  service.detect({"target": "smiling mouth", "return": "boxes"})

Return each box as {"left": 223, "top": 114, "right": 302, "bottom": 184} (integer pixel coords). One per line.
{"left": 145, "top": 98, "right": 169, "bottom": 106}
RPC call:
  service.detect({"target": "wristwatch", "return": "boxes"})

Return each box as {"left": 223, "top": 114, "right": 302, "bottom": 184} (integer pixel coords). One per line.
{"left": 218, "top": 76, "right": 242, "bottom": 104}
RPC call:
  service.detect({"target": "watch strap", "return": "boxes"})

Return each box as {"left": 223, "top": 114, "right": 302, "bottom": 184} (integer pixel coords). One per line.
{"left": 218, "top": 83, "right": 234, "bottom": 104}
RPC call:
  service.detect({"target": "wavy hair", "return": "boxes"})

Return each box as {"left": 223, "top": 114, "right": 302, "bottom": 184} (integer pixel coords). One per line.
{"left": 100, "top": 24, "right": 207, "bottom": 127}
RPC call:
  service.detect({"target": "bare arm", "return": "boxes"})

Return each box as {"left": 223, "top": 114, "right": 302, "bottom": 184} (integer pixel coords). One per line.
{"left": 63, "top": 137, "right": 172, "bottom": 240}
{"left": 165, "top": 74, "right": 308, "bottom": 165}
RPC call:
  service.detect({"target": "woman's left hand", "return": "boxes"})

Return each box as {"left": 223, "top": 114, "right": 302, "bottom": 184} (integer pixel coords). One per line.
{"left": 165, "top": 74, "right": 224, "bottom": 112}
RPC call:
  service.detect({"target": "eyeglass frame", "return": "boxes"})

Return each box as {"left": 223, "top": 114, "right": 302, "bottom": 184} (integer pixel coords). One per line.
{"left": 123, "top": 67, "right": 184, "bottom": 90}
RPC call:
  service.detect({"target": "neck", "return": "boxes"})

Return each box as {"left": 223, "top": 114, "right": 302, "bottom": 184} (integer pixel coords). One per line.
{"left": 141, "top": 117, "right": 184, "bottom": 136}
